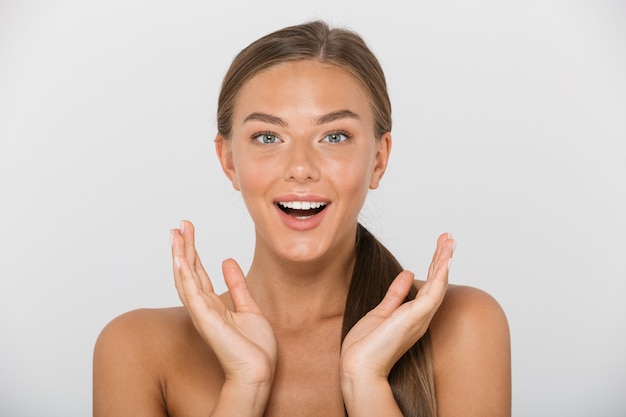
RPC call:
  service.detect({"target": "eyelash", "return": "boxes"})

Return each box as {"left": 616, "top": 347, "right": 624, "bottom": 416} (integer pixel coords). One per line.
{"left": 321, "top": 130, "right": 352, "bottom": 144}
{"left": 250, "top": 130, "right": 353, "bottom": 144}
{"left": 251, "top": 131, "right": 281, "bottom": 144}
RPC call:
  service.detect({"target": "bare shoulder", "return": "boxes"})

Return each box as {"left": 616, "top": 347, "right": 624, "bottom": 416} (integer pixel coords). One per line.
{"left": 97, "top": 306, "right": 185, "bottom": 333}
{"left": 432, "top": 284, "right": 509, "bottom": 335}
{"left": 93, "top": 307, "right": 188, "bottom": 379}
{"left": 93, "top": 307, "right": 220, "bottom": 416}
{"left": 412, "top": 280, "right": 509, "bottom": 337}
{"left": 94, "top": 307, "right": 193, "bottom": 361}
{"left": 423, "top": 283, "right": 512, "bottom": 417}
{"left": 429, "top": 283, "right": 510, "bottom": 365}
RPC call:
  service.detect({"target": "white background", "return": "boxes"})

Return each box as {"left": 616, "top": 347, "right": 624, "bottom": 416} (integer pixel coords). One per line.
{"left": 1, "top": 0, "right": 625, "bottom": 415}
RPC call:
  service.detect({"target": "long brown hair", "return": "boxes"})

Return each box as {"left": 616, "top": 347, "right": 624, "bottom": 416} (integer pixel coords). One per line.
{"left": 216, "top": 20, "right": 436, "bottom": 417}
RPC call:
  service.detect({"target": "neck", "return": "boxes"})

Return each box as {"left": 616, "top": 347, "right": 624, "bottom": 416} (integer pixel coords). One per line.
{"left": 245, "top": 239, "right": 355, "bottom": 330}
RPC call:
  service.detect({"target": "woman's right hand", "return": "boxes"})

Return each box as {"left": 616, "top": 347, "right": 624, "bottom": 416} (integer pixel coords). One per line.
{"left": 171, "top": 220, "right": 278, "bottom": 391}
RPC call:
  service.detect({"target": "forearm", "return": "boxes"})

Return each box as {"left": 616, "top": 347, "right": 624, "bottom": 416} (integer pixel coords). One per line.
{"left": 209, "top": 380, "right": 272, "bottom": 417}
{"left": 341, "top": 375, "right": 404, "bottom": 417}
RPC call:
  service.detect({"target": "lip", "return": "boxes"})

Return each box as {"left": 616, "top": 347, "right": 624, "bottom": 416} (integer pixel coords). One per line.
{"left": 273, "top": 194, "right": 331, "bottom": 231}
{"left": 273, "top": 194, "right": 331, "bottom": 204}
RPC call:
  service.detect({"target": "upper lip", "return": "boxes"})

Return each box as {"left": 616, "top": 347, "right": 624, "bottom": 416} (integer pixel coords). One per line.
{"left": 273, "top": 194, "right": 330, "bottom": 204}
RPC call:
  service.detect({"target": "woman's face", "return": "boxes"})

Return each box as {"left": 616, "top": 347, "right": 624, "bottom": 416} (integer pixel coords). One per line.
{"left": 217, "top": 60, "right": 390, "bottom": 264}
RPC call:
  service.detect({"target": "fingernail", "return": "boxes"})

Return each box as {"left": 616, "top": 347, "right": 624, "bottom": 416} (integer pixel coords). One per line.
{"left": 174, "top": 256, "right": 181, "bottom": 270}
{"left": 180, "top": 221, "right": 185, "bottom": 234}
{"left": 447, "top": 258, "right": 453, "bottom": 271}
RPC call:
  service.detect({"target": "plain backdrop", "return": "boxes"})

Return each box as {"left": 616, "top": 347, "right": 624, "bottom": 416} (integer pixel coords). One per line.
{"left": 1, "top": 0, "right": 625, "bottom": 415}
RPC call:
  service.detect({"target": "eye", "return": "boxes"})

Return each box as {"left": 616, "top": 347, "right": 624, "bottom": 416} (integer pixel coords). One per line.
{"left": 252, "top": 132, "right": 282, "bottom": 144}
{"left": 321, "top": 131, "right": 351, "bottom": 144}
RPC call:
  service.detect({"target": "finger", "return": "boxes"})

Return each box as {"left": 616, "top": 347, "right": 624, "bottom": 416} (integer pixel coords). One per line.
{"left": 427, "top": 233, "right": 446, "bottom": 278}
{"left": 371, "top": 271, "right": 415, "bottom": 317}
{"left": 171, "top": 229, "right": 188, "bottom": 296}
{"left": 415, "top": 268, "right": 447, "bottom": 310}
{"left": 222, "top": 258, "right": 261, "bottom": 314}
{"left": 175, "top": 254, "right": 225, "bottom": 336}
{"left": 434, "top": 234, "right": 455, "bottom": 279}
{"left": 172, "top": 228, "right": 213, "bottom": 298}
{"left": 173, "top": 253, "right": 201, "bottom": 307}
{"left": 179, "top": 220, "right": 214, "bottom": 293}
{"left": 416, "top": 239, "right": 453, "bottom": 313}
{"left": 172, "top": 254, "right": 184, "bottom": 302}
{"left": 193, "top": 254, "right": 214, "bottom": 293}
{"left": 180, "top": 220, "right": 198, "bottom": 268}
{"left": 171, "top": 228, "right": 184, "bottom": 260}
{"left": 427, "top": 233, "right": 454, "bottom": 280}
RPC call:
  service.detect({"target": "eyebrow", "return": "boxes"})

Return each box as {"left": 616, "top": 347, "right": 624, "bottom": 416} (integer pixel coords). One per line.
{"left": 243, "top": 110, "right": 361, "bottom": 127}
{"left": 243, "top": 112, "right": 288, "bottom": 126}
{"left": 316, "top": 109, "right": 361, "bottom": 124}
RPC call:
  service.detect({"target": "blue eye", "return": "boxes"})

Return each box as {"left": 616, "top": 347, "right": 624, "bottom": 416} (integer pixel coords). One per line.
{"left": 253, "top": 132, "right": 282, "bottom": 144}
{"left": 322, "top": 132, "right": 350, "bottom": 143}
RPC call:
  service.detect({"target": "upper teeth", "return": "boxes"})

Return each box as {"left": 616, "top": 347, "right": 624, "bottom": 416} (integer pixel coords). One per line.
{"left": 278, "top": 201, "right": 326, "bottom": 210}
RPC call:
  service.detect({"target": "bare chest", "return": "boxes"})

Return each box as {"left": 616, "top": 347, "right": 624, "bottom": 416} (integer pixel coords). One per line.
{"left": 164, "top": 322, "right": 346, "bottom": 417}
{"left": 264, "top": 327, "right": 346, "bottom": 417}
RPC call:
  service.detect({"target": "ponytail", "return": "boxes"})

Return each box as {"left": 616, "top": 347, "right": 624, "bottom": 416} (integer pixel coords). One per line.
{"left": 342, "top": 223, "right": 437, "bottom": 417}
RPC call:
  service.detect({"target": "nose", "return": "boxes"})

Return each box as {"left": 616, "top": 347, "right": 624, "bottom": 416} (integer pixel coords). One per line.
{"left": 283, "top": 140, "right": 321, "bottom": 183}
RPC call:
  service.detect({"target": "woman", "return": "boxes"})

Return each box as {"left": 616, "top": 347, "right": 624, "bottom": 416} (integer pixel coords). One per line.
{"left": 93, "top": 20, "right": 511, "bottom": 416}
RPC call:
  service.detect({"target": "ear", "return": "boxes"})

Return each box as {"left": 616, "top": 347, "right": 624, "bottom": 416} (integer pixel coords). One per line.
{"left": 370, "top": 132, "right": 391, "bottom": 190}
{"left": 369, "top": 132, "right": 392, "bottom": 190}
{"left": 215, "top": 134, "right": 240, "bottom": 191}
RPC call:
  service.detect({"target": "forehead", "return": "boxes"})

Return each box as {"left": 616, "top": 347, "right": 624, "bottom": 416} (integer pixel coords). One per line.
{"left": 232, "top": 60, "right": 372, "bottom": 121}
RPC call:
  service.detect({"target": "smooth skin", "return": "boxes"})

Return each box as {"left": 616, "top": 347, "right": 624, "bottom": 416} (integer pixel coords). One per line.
{"left": 93, "top": 61, "right": 511, "bottom": 416}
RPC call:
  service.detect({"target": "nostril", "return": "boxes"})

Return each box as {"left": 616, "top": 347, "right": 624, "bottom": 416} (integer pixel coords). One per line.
{"left": 283, "top": 151, "right": 321, "bottom": 182}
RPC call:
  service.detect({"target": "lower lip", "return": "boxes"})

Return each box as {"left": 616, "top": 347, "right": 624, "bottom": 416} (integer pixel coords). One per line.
{"left": 275, "top": 205, "right": 328, "bottom": 231}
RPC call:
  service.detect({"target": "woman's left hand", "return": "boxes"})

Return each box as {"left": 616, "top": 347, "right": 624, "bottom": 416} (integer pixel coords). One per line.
{"left": 340, "top": 233, "right": 455, "bottom": 385}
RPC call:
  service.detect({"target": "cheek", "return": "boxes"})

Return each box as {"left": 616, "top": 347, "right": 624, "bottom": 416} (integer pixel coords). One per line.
{"left": 233, "top": 155, "right": 274, "bottom": 198}
{"left": 326, "top": 158, "right": 375, "bottom": 205}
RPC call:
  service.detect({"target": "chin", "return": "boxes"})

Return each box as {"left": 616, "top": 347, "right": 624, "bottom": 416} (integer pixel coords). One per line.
{"left": 275, "top": 240, "right": 328, "bottom": 264}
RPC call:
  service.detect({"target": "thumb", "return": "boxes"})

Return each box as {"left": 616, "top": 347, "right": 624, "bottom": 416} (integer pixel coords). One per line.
{"left": 373, "top": 271, "right": 415, "bottom": 317}
{"left": 222, "top": 258, "right": 260, "bottom": 314}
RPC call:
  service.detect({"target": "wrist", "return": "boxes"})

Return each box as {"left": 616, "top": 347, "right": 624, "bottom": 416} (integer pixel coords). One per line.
{"left": 341, "top": 372, "right": 386, "bottom": 400}
{"left": 341, "top": 374, "right": 402, "bottom": 417}
{"left": 210, "top": 379, "right": 273, "bottom": 417}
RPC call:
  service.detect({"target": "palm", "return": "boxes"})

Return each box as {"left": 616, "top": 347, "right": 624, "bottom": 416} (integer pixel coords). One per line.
{"left": 341, "top": 272, "right": 418, "bottom": 378}
{"left": 208, "top": 296, "right": 278, "bottom": 383}
{"left": 341, "top": 233, "right": 454, "bottom": 379}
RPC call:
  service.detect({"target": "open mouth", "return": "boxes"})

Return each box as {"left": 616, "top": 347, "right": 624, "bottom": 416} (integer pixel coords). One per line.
{"left": 276, "top": 201, "right": 328, "bottom": 220}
